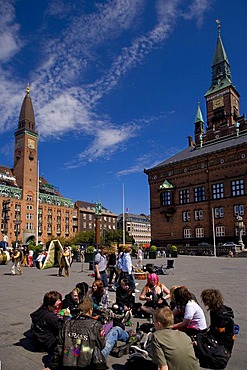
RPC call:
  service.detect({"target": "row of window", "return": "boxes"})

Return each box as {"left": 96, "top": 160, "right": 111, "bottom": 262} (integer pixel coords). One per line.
{"left": 182, "top": 205, "right": 244, "bottom": 222}
{"left": 82, "top": 222, "right": 116, "bottom": 230}
{"left": 184, "top": 225, "right": 246, "bottom": 238}
{"left": 161, "top": 180, "right": 245, "bottom": 206}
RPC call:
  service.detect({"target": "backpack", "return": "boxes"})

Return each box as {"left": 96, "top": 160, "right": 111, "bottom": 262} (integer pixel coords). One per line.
{"left": 195, "top": 331, "right": 231, "bottom": 369}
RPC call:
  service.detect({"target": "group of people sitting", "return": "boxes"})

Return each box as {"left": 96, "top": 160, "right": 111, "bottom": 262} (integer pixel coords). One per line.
{"left": 30, "top": 268, "right": 237, "bottom": 370}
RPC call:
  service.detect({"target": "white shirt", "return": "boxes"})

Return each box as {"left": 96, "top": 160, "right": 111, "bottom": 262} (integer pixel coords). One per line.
{"left": 184, "top": 300, "right": 207, "bottom": 330}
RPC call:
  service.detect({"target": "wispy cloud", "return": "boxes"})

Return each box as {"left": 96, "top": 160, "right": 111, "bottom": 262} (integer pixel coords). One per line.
{"left": 116, "top": 147, "right": 180, "bottom": 177}
{"left": 0, "top": 0, "right": 23, "bottom": 62}
{"left": 0, "top": 0, "right": 212, "bottom": 166}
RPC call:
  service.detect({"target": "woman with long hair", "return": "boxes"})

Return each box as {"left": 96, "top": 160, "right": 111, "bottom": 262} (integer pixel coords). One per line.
{"left": 172, "top": 286, "right": 207, "bottom": 336}
{"left": 89, "top": 280, "right": 109, "bottom": 314}
{"left": 139, "top": 273, "right": 170, "bottom": 315}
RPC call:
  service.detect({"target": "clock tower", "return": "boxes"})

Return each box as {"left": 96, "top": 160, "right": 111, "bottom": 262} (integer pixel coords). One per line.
{"left": 204, "top": 22, "right": 240, "bottom": 141}
{"left": 13, "top": 86, "right": 38, "bottom": 241}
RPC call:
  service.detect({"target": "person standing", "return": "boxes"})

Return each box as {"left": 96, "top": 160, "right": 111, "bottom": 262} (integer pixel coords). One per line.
{"left": 11, "top": 247, "right": 23, "bottom": 275}
{"left": 137, "top": 247, "right": 143, "bottom": 267}
{"left": 28, "top": 249, "right": 34, "bottom": 267}
{"left": 94, "top": 246, "right": 108, "bottom": 288}
{"left": 108, "top": 246, "right": 118, "bottom": 290}
{"left": 119, "top": 247, "right": 136, "bottom": 292}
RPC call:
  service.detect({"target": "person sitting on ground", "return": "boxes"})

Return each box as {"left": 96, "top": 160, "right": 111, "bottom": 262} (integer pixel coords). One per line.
{"left": 139, "top": 273, "right": 170, "bottom": 316}
{"left": 172, "top": 286, "right": 207, "bottom": 336}
{"left": 200, "top": 288, "right": 236, "bottom": 352}
{"left": 115, "top": 278, "right": 135, "bottom": 325}
{"left": 88, "top": 280, "right": 109, "bottom": 315}
{"left": 151, "top": 307, "right": 200, "bottom": 370}
{"left": 44, "top": 297, "right": 138, "bottom": 370}
{"left": 76, "top": 281, "right": 89, "bottom": 302}
{"left": 30, "top": 291, "right": 64, "bottom": 353}
{"left": 62, "top": 287, "right": 80, "bottom": 316}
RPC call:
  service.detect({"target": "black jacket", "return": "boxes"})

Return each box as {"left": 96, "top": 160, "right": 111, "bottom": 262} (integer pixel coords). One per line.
{"left": 116, "top": 286, "right": 135, "bottom": 310}
{"left": 50, "top": 315, "right": 105, "bottom": 369}
{"left": 30, "top": 307, "right": 62, "bottom": 351}
{"left": 62, "top": 293, "right": 79, "bottom": 314}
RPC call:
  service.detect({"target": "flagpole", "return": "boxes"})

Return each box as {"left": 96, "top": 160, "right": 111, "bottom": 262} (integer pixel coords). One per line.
{"left": 122, "top": 183, "right": 125, "bottom": 246}
{"left": 36, "top": 160, "right": 39, "bottom": 245}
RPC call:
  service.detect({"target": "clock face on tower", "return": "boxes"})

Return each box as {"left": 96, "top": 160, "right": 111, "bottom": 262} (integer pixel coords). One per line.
{"left": 213, "top": 96, "right": 224, "bottom": 110}
{"left": 28, "top": 138, "right": 35, "bottom": 149}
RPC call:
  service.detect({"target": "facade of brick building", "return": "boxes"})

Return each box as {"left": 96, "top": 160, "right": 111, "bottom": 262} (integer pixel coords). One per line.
{"left": 144, "top": 26, "right": 247, "bottom": 250}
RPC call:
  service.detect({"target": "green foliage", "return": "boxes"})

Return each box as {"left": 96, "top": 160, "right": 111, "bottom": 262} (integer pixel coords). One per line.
{"left": 132, "top": 245, "right": 138, "bottom": 253}
{"left": 150, "top": 245, "right": 157, "bottom": 252}
{"left": 71, "top": 231, "right": 95, "bottom": 245}
{"left": 86, "top": 245, "right": 95, "bottom": 253}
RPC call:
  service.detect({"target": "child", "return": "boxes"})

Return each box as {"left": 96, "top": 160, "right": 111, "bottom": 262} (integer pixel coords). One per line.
{"left": 151, "top": 307, "right": 200, "bottom": 370}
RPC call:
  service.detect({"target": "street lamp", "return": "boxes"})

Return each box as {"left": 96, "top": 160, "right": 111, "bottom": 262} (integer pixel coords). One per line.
{"left": 14, "top": 219, "right": 22, "bottom": 249}
{"left": 234, "top": 215, "right": 245, "bottom": 251}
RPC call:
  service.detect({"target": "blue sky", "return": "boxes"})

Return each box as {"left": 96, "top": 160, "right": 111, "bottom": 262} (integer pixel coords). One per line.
{"left": 0, "top": 0, "right": 247, "bottom": 216}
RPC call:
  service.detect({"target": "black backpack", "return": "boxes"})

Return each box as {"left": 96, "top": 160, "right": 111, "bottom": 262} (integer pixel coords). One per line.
{"left": 195, "top": 331, "right": 231, "bottom": 369}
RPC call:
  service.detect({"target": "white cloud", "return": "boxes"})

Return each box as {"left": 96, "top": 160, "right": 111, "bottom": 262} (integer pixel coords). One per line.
{"left": 0, "top": 0, "right": 212, "bottom": 165}
{"left": 0, "top": 0, "right": 23, "bottom": 62}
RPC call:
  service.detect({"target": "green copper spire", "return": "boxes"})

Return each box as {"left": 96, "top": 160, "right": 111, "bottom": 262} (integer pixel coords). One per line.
{"left": 205, "top": 21, "right": 232, "bottom": 96}
{"left": 194, "top": 102, "right": 204, "bottom": 123}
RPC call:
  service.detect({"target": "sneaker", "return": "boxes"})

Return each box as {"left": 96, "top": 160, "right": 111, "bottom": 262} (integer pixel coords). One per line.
{"left": 111, "top": 342, "right": 130, "bottom": 357}
{"left": 135, "top": 289, "right": 140, "bottom": 292}
{"left": 129, "top": 346, "right": 148, "bottom": 358}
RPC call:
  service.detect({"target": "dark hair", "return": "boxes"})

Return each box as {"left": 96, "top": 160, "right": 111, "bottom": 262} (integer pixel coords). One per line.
{"left": 201, "top": 289, "right": 224, "bottom": 311}
{"left": 173, "top": 286, "right": 197, "bottom": 315}
{"left": 76, "top": 282, "right": 89, "bottom": 302}
{"left": 42, "top": 291, "right": 62, "bottom": 312}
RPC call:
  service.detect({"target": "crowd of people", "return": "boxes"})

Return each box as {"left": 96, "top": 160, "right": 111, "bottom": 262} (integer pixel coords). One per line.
{"left": 27, "top": 244, "right": 237, "bottom": 370}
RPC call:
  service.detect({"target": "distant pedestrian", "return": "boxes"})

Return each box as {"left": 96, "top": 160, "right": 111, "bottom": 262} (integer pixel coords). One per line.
{"left": 58, "top": 246, "right": 71, "bottom": 277}
{"left": 137, "top": 247, "right": 143, "bottom": 267}
{"left": 11, "top": 248, "right": 23, "bottom": 275}
{"left": 94, "top": 246, "right": 108, "bottom": 288}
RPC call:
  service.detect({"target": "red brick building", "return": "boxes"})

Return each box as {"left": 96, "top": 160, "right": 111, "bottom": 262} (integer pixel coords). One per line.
{"left": 144, "top": 26, "right": 247, "bottom": 251}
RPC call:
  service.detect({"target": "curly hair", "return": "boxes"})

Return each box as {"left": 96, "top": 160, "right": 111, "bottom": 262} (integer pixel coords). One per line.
{"left": 201, "top": 289, "right": 224, "bottom": 311}
{"left": 173, "top": 286, "right": 197, "bottom": 314}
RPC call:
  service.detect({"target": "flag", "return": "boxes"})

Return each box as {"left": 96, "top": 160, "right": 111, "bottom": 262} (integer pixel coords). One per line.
{"left": 126, "top": 207, "right": 129, "bottom": 213}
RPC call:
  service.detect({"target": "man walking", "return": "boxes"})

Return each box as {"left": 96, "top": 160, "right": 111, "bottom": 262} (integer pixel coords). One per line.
{"left": 94, "top": 246, "right": 108, "bottom": 288}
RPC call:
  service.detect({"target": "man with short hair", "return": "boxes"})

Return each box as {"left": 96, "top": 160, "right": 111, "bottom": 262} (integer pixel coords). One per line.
{"left": 94, "top": 246, "right": 108, "bottom": 288}
{"left": 151, "top": 307, "right": 200, "bottom": 370}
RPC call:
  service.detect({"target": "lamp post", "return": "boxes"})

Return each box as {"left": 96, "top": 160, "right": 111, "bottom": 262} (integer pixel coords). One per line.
{"left": 235, "top": 215, "right": 245, "bottom": 251}
{"left": 14, "top": 219, "right": 22, "bottom": 249}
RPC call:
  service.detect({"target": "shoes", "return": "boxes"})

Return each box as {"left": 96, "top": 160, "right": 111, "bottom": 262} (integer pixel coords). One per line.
{"left": 128, "top": 330, "right": 144, "bottom": 345}
{"left": 129, "top": 345, "right": 148, "bottom": 358}
{"left": 110, "top": 342, "right": 130, "bottom": 357}
{"left": 135, "top": 289, "right": 140, "bottom": 292}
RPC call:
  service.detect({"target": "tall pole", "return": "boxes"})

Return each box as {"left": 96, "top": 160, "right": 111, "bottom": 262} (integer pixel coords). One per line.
{"left": 122, "top": 183, "right": 125, "bottom": 246}
{"left": 36, "top": 160, "right": 39, "bottom": 245}
{"left": 212, "top": 207, "right": 216, "bottom": 257}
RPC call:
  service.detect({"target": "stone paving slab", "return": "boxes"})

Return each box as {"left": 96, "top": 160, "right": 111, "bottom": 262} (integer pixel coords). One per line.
{"left": 0, "top": 255, "right": 246, "bottom": 370}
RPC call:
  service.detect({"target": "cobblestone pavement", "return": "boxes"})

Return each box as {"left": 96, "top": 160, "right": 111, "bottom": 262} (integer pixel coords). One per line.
{"left": 0, "top": 255, "right": 246, "bottom": 370}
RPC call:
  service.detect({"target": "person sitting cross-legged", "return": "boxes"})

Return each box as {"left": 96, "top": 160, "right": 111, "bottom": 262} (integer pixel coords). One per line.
{"left": 151, "top": 307, "right": 200, "bottom": 370}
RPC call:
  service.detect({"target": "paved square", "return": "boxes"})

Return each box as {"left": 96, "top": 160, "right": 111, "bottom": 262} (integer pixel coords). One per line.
{"left": 0, "top": 255, "right": 246, "bottom": 369}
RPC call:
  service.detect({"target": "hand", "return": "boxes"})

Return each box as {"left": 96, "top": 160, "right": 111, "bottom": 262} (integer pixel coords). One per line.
{"left": 146, "top": 296, "right": 152, "bottom": 301}
{"left": 97, "top": 274, "right": 101, "bottom": 280}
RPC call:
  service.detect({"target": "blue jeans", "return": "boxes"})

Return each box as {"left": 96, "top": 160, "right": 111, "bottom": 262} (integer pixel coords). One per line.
{"left": 101, "top": 326, "right": 129, "bottom": 358}
{"left": 100, "top": 271, "right": 109, "bottom": 288}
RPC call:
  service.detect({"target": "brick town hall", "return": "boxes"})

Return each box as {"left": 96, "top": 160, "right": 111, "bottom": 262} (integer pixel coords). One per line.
{"left": 145, "top": 25, "right": 247, "bottom": 252}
